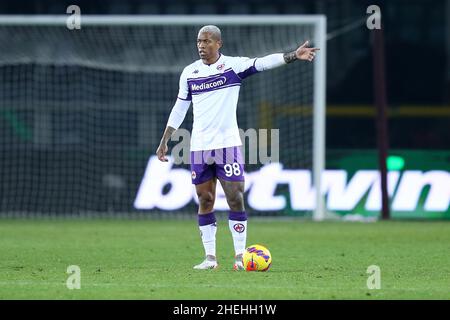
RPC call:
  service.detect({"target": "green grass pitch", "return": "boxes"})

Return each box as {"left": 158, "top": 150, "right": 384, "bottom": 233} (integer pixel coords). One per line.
{"left": 0, "top": 218, "right": 449, "bottom": 299}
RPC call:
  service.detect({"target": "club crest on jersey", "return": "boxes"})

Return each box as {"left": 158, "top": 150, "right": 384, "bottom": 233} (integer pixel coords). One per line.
{"left": 216, "top": 63, "right": 225, "bottom": 70}
{"left": 191, "top": 171, "right": 197, "bottom": 180}
{"left": 233, "top": 223, "right": 245, "bottom": 233}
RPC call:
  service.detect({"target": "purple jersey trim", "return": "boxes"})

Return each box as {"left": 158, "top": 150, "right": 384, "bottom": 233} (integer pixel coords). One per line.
{"left": 237, "top": 59, "right": 259, "bottom": 80}
{"left": 177, "top": 96, "right": 191, "bottom": 101}
{"left": 190, "top": 83, "right": 241, "bottom": 96}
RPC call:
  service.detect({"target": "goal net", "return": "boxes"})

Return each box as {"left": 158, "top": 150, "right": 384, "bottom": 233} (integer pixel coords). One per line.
{"left": 0, "top": 15, "right": 326, "bottom": 219}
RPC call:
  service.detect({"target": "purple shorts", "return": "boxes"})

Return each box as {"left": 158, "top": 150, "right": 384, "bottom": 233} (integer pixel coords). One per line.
{"left": 190, "top": 146, "right": 245, "bottom": 185}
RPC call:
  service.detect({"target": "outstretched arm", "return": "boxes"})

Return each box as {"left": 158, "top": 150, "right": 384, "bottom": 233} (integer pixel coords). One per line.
{"left": 283, "top": 40, "right": 319, "bottom": 63}
{"left": 255, "top": 40, "right": 320, "bottom": 71}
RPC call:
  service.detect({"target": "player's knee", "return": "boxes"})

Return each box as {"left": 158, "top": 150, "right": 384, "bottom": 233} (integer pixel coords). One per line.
{"left": 227, "top": 192, "right": 244, "bottom": 211}
{"left": 198, "top": 191, "right": 215, "bottom": 210}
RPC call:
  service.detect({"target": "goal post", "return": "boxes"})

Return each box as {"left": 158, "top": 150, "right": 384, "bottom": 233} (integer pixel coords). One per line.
{"left": 313, "top": 16, "right": 327, "bottom": 221}
{"left": 0, "top": 15, "right": 326, "bottom": 220}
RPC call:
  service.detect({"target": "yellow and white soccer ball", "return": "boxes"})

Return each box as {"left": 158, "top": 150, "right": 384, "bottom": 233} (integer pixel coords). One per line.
{"left": 243, "top": 244, "right": 272, "bottom": 271}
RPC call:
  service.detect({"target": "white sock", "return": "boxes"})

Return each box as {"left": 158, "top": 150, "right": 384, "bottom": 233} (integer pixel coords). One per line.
{"left": 199, "top": 223, "right": 217, "bottom": 258}
{"left": 228, "top": 220, "right": 247, "bottom": 257}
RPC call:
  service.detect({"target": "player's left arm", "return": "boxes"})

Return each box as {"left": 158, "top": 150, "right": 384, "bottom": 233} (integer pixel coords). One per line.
{"left": 234, "top": 40, "right": 319, "bottom": 79}
{"left": 283, "top": 40, "right": 319, "bottom": 63}
{"left": 255, "top": 40, "right": 320, "bottom": 71}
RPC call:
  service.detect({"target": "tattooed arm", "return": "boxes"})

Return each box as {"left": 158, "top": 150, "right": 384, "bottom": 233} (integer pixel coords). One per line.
{"left": 254, "top": 40, "right": 320, "bottom": 72}
{"left": 284, "top": 40, "right": 319, "bottom": 63}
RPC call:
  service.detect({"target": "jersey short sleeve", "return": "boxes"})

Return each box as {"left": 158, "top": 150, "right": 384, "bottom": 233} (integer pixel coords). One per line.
{"left": 177, "top": 67, "right": 192, "bottom": 101}
{"left": 232, "top": 57, "right": 259, "bottom": 80}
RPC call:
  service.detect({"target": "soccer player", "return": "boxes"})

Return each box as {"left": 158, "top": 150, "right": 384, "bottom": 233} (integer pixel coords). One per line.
{"left": 156, "top": 25, "right": 319, "bottom": 270}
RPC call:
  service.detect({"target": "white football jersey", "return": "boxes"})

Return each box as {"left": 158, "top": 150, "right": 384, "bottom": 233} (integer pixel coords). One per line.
{"left": 177, "top": 54, "right": 259, "bottom": 151}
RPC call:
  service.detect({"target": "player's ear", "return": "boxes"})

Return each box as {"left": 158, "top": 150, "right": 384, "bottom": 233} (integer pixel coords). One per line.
{"left": 217, "top": 39, "right": 223, "bottom": 49}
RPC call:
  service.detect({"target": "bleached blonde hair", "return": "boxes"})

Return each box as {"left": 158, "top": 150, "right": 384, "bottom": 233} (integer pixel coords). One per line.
{"left": 198, "top": 25, "right": 222, "bottom": 41}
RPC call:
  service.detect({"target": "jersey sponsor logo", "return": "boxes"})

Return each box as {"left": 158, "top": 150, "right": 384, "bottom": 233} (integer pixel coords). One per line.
{"left": 190, "top": 76, "right": 227, "bottom": 92}
{"left": 193, "top": 69, "right": 199, "bottom": 74}
{"left": 187, "top": 69, "right": 242, "bottom": 95}
{"left": 233, "top": 223, "right": 245, "bottom": 233}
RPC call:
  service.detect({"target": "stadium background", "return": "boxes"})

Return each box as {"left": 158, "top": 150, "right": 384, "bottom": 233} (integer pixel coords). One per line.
{"left": 0, "top": 0, "right": 448, "bottom": 219}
